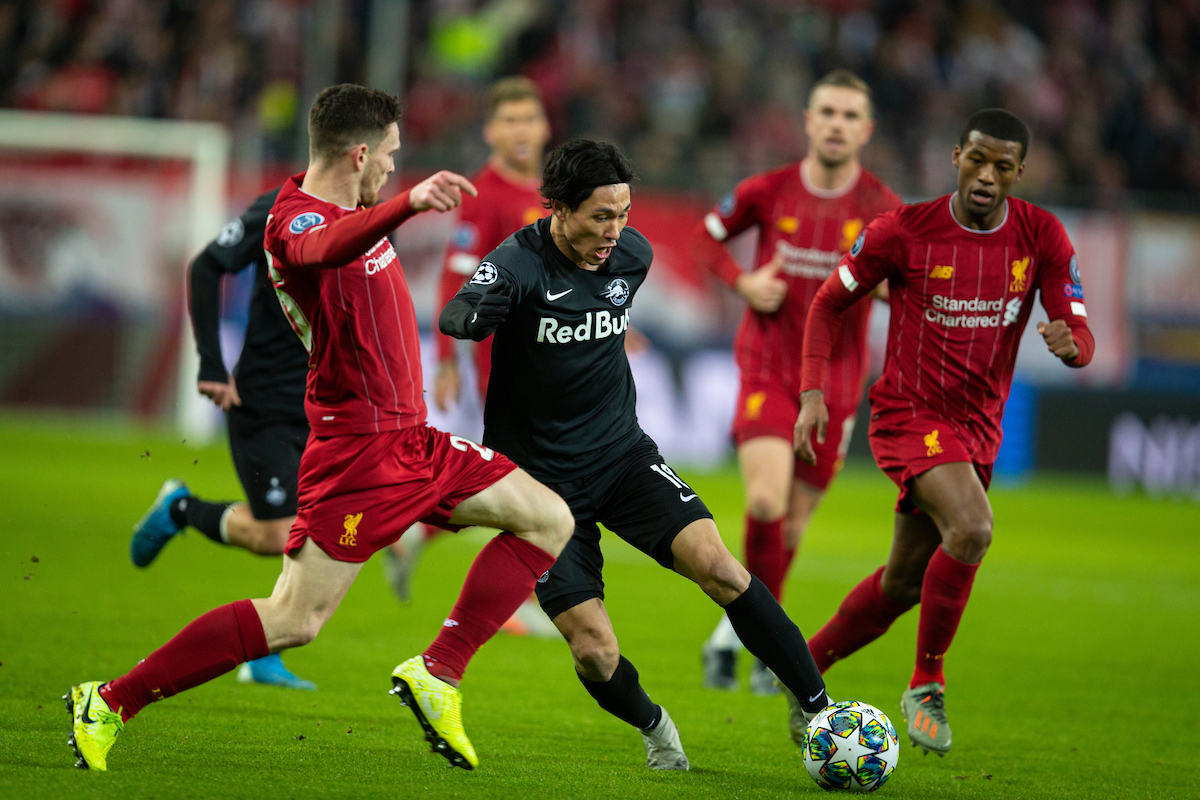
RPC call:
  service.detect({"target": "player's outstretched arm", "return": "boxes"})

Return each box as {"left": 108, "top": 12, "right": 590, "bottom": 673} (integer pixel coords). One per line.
{"left": 278, "top": 172, "right": 478, "bottom": 270}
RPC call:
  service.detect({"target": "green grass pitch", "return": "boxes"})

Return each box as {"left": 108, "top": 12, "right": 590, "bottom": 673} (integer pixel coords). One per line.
{"left": 1, "top": 414, "right": 1197, "bottom": 799}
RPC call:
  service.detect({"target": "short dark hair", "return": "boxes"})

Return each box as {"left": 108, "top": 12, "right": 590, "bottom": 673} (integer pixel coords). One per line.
{"left": 960, "top": 108, "right": 1030, "bottom": 161}
{"left": 540, "top": 139, "right": 635, "bottom": 210}
{"left": 486, "top": 76, "right": 543, "bottom": 119}
{"left": 808, "top": 69, "right": 873, "bottom": 117}
{"left": 308, "top": 84, "right": 402, "bottom": 163}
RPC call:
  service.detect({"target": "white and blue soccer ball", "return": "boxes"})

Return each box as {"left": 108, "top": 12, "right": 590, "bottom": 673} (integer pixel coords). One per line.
{"left": 801, "top": 700, "right": 899, "bottom": 792}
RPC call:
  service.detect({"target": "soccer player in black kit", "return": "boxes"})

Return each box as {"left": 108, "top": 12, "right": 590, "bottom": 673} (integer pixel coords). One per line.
{"left": 441, "top": 140, "right": 832, "bottom": 768}
{"left": 129, "top": 188, "right": 314, "bottom": 690}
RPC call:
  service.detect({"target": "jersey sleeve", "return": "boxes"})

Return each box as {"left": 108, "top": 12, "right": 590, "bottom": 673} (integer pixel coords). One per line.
{"left": 435, "top": 198, "right": 492, "bottom": 360}
{"left": 438, "top": 244, "right": 533, "bottom": 340}
{"left": 693, "top": 177, "right": 764, "bottom": 287}
{"left": 188, "top": 188, "right": 279, "bottom": 384}
{"left": 800, "top": 211, "right": 906, "bottom": 393}
{"left": 265, "top": 190, "right": 416, "bottom": 271}
{"left": 1034, "top": 213, "right": 1094, "bottom": 367}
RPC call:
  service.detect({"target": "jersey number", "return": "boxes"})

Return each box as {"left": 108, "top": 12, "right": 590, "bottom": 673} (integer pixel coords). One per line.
{"left": 450, "top": 436, "right": 495, "bottom": 462}
{"left": 650, "top": 463, "right": 690, "bottom": 490}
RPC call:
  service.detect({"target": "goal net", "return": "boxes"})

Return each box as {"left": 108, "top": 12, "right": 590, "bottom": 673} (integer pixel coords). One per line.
{"left": 0, "top": 110, "right": 228, "bottom": 438}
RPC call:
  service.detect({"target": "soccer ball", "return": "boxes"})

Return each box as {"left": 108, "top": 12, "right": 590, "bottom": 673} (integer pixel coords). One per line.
{"left": 801, "top": 700, "right": 899, "bottom": 792}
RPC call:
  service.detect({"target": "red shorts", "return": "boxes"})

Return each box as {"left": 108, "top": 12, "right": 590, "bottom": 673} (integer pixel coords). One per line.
{"left": 287, "top": 425, "right": 517, "bottom": 563}
{"left": 868, "top": 410, "right": 993, "bottom": 514}
{"left": 732, "top": 380, "right": 860, "bottom": 491}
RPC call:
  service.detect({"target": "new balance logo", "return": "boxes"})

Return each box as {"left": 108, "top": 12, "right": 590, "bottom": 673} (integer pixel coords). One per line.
{"left": 546, "top": 288, "right": 572, "bottom": 301}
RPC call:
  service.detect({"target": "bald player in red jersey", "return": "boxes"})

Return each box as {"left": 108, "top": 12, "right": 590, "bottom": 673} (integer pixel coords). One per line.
{"left": 795, "top": 109, "right": 1094, "bottom": 755}
{"left": 434, "top": 76, "right": 551, "bottom": 413}
{"left": 65, "top": 85, "right": 573, "bottom": 774}
{"left": 692, "top": 70, "right": 901, "bottom": 694}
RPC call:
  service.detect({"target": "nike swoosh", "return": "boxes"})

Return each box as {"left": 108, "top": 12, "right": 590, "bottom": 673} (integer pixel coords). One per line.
{"left": 546, "top": 289, "right": 573, "bottom": 301}
{"left": 680, "top": 493, "right": 697, "bottom": 502}
{"left": 808, "top": 692, "right": 824, "bottom": 703}
{"left": 81, "top": 691, "right": 97, "bottom": 725}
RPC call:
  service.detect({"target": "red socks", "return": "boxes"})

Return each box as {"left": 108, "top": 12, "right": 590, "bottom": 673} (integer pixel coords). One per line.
{"left": 911, "top": 548, "right": 979, "bottom": 688}
{"left": 808, "top": 566, "right": 913, "bottom": 673}
{"left": 743, "top": 515, "right": 794, "bottom": 600}
{"left": 423, "top": 533, "right": 556, "bottom": 682}
{"left": 99, "top": 599, "right": 268, "bottom": 722}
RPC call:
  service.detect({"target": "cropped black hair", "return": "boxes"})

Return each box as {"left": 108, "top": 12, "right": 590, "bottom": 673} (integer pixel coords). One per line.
{"left": 540, "top": 139, "right": 635, "bottom": 210}
{"left": 309, "top": 84, "right": 401, "bottom": 162}
{"left": 960, "top": 108, "right": 1030, "bottom": 161}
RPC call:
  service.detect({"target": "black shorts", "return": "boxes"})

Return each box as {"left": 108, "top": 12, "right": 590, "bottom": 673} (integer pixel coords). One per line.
{"left": 535, "top": 433, "right": 713, "bottom": 619}
{"left": 227, "top": 406, "right": 309, "bottom": 520}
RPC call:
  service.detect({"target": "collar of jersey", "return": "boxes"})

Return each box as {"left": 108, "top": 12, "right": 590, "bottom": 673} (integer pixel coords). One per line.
{"left": 298, "top": 185, "right": 356, "bottom": 211}
{"left": 947, "top": 193, "right": 1009, "bottom": 234}
{"left": 800, "top": 160, "right": 860, "bottom": 198}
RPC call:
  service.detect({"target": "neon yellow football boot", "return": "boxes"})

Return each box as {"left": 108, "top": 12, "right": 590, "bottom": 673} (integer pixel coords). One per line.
{"left": 389, "top": 656, "right": 478, "bottom": 769}
{"left": 65, "top": 681, "right": 124, "bottom": 771}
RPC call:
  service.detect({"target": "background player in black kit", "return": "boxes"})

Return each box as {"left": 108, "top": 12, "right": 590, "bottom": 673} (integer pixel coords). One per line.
{"left": 441, "top": 140, "right": 833, "bottom": 767}
{"left": 129, "top": 188, "right": 314, "bottom": 690}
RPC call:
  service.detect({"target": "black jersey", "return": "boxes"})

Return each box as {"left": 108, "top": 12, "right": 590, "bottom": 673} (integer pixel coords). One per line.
{"left": 442, "top": 217, "right": 652, "bottom": 481}
{"left": 190, "top": 187, "right": 308, "bottom": 420}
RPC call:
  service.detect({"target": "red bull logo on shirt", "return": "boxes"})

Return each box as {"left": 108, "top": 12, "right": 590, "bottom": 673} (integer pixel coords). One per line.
{"left": 536, "top": 309, "right": 630, "bottom": 344}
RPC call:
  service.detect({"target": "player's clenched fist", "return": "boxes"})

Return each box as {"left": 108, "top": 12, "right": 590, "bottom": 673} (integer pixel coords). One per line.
{"left": 1037, "top": 319, "right": 1079, "bottom": 362}
{"left": 794, "top": 389, "right": 829, "bottom": 466}
{"left": 735, "top": 253, "right": 788, "bottom": 313}
{"left": 464, "top": 283, "right": 512, "bottom": 341}
{"left": 410, "top": 170, "right": 479, "bottom": 212}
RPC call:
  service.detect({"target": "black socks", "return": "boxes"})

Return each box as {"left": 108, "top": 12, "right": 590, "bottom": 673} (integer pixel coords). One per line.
{"left": 169, "top": 496, "right": 231, "bottom": 544}
{"left": 724, "top": 575, "right": 828, "bottom": 713}
{"left": 578, "top": 655, "right": 661, "bottom": 731}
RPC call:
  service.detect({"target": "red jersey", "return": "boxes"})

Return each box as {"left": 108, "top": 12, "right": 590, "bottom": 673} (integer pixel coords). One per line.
{"left": 264, "top": 174, "right": 427, "bottom": 436}
{"left": 802, "top": 194, "right": 1095, "bottom": 464}
{"left": 435, "top": 162, "right": 547, "bottom": 393}
{"left": 696, "top": 163, "right": 900, "bottom": 402}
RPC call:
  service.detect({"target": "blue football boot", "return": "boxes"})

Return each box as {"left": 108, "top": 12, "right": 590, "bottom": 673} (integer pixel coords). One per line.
{"left": 237, "top": 654, "right": 317, "bottom": 691}
{"left": 130, "top": 479, "right": 190, "bottom": 567}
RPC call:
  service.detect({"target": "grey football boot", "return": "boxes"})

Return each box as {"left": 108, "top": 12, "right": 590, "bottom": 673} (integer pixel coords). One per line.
{"left": 640, "top": 706, "right": 689, "bottom": 770}
{"left": 900, "top": 682, "right": 952, "bottom": 755}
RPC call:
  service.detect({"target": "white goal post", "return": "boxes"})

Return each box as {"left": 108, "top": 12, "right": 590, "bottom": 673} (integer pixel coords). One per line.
{"left": 0, "top": 109, "right": 229, "bottom": 440}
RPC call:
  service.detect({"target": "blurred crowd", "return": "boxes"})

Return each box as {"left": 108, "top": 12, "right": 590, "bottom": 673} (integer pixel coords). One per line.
{"left": 3, "top": 0, "right": 1199, "bottom": 206}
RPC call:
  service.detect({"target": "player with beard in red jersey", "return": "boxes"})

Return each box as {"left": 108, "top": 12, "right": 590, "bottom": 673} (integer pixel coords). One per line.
{"left": 691, "top": 70, "right": 900, "bottom": 695}
{"left": 795, "top": 109, "right": 1094, "bottom": 755}
{"left": 382, "top": 78, "right": 556, "bottom": 638}
{"left": 65, "top": 85, "right": 573, "bottom": 773}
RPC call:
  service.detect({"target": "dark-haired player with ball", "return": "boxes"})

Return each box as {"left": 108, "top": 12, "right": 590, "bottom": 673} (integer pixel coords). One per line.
{"left": 441, "top": 139, "right": 833, "bottom": 770}
{"left": 794, "top": 109, "right": 1094, "bottom": 755}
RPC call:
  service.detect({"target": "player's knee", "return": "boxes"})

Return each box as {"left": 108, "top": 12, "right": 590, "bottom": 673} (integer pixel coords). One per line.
{"left": 250, "top": 518, "right": 291, "bottom": 555}
{"left": 945, "top": 513, "right": 993, "bottom": 563}
{"left": 541, "top": 497, "right": 575, "bottom": 555}
{"left": 570, "top": 631, "right": 620, "bottom": 681}
{"left": 745, "top": 489, "right": 787, "bottom": 522}
{"left": 694, "top": 550, "right": 751, "bottom": 602}
{"left": 879, "top": 571, "right": 922, "bottom": 607}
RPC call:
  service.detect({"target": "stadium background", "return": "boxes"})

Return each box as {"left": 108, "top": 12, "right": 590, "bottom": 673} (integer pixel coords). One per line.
{"left": 0, "top": 3, "right": 1198, "bottom": 798}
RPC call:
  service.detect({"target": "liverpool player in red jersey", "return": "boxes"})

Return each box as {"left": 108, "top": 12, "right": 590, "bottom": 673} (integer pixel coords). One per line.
{"left": 795, "top": 109, "right": 1095, "bottom": 755}
{"left": 65, "top": 84, "right": 573, "bottom": 773}
{"left": 691, "top": 70, "right": 901, "bottom": 694}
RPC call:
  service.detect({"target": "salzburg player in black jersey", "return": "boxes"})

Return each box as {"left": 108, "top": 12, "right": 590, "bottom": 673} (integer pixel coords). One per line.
{"left": 129, "top": 188, "right": 315, "bottom": 690}
{"left": 441, "top": 140, "right": 833, "bottom": 767}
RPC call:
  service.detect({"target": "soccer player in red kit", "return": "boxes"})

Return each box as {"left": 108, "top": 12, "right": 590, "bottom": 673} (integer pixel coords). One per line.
{"left": 794, "top": 109, "right": 1094, "bottom": 755}
{"left": 691, "top": 70, "right": 901, "bottom": 694}
{"left": 65, "top": 84, "right": 573, "bottom": 773}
